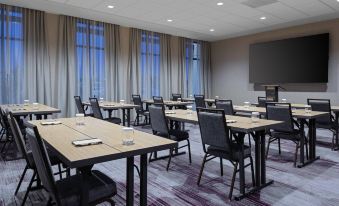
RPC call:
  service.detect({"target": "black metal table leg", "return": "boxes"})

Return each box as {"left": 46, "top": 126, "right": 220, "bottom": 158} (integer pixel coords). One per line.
{"left": 260, "top": 131, "right": 266, "bottom": 184}
{"left": 127, "top": 157, "right": 134, "bottom": 206}
{"left": 254, "top": 132, "right": 261, "bottom": 187}
{"left": 79, "top": 165, "right": 93, "bottom": 206}
{"left": 140, "top": 154, "right": 147, "bottom": 206}
{"left": 127, "top": 108, "right": 131, "bottom": 127}
{"left": 299, "top": 119, "right": 305, "bottom": 165}
{"left": 298, "top": 118, "right": 320, "bottom": 168}
{"left": 238, "top": 133, "right": 245, "bottom": 194}
{"left": 334, "top": 112, "right": 339, "bottom": 151}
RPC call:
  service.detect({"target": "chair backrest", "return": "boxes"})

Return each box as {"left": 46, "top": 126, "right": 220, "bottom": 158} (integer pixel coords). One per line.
{"left": 89, "top": 97, "right": 103, "bottom": 119}
{"left": 197, "top": 108, "right": 231, "bottom": 152}
{"left": 74, "top": 96, "right": 85, "bottom": 114}
{"left": 8, "top": 112, "right": 29, "bottom": 163}
{"left": 215, "top": 99, "right": 234, "bottom": 115}
{"left": 148, "top": 104, "right": 169, "bottom": 135}
{"left": 132, "top": 94, "right": 144, "bottom": 113}
{"left": 307, "top": 99, "right": 332, "bottom": 125}
{"left": 172, "top": 94, "right": 182, "bottom": 101}
{"left": 266, "top": 103, "right": 294, "bottom": 132}
{"left": 258, "top": 97, "right": 269, "bottom": 107}
{"left": 194, "top": 94, "right": 206, "bottom": 108}
{"left": 0, "top": 108, "right": 10, "bottom": 129}
{"left": 26, "top": 126, "right": 58, "bottom": 202}
{"left": 153, "top": 96, "right": 164, "bottom": 104}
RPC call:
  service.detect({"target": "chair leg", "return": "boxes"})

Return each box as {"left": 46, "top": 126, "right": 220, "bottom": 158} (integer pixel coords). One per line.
{"left": 249, "top": 156, "right": 255, "bottom": 187}
{"left": 229, "top": 162, "right": 238, "bottom": 200}
{"left": 15, "top": 165, "right": 28, "bottom": 195}
{"left": 148, "top": 152, "right": 153, "bottom": 162}
{"left": 248, "top": 134, "right": 252, "bottom": 147}
{"left": 134, "top": 164, "right": 140, "bottom": 177}
{"left": 266, "top": 137, "right": 272, "bottom": 159}
{"left": 57, "top": 163, "right": 62, "bottom": 180}
{"left": 294, "top": 143, "right": 299, "bottom": 167}
{"left": 305, "top": 137, "right": 309, "bottom": 160}
{"left": 21, "top": 171, "right": 36, "bottom": 206}
{"left": 278, "top": 138, "right": 281, "bottom": 155}
{"left": 220, "top": 158, "right": 223, "bottom": 176}
{"left": 197, "top": 154, "right": 207, "bottom": 186}
{"left": 166, "top": 149, "right": 173, "bottom": 171}
{"left": 187, "top": 139, "right": 192, "bottom": 164}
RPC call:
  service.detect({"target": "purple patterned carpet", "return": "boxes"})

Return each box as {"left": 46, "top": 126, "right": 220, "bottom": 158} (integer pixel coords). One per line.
{"left": 1, "top": 124, "right": 339, "bottom": 206}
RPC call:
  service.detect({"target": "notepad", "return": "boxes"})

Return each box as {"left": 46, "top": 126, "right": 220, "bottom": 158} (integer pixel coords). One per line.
{"left": 72, "top": 138, "right": 103, "bottom": 147}
{"left": 165, "top": 111, "right": 176, "bottom": 114}
{"left": 226, "top": 119, "right": 237, "bottom": 123}
{"left": 40, "top": 120, "right": 62, "bottom": 125}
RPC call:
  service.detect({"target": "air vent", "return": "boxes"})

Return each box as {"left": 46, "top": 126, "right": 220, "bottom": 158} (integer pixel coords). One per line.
{"left": 241, "top": 0, "right": 278, "bottom": 8}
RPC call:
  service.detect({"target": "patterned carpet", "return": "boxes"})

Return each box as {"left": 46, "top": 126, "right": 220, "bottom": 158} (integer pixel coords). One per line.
{"left": 1, "top": 124, "right": 339, "bottom": 206}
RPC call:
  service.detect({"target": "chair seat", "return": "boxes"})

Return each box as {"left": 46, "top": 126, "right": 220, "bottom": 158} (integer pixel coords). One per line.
{"left": 56, "top": 170, "right": 117, "bottom": 206}
{"left": 169, "top": 129, "right": 189, "bottom": 141}
{"left": 104, "top": 117, "right": 121, "bottom": 125}
{"left": 271, "top": 129, "right": 301, "bottom": 141}
{"left": 207, "top": 143, "right": 251, "bottom": 161}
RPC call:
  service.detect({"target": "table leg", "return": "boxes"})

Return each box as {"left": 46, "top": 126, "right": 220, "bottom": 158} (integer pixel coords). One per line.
{"left": 140, "top": 154, "right": 147, "bottom": 206}
{"left": 127, "top": 109, "right": 131, "bottom": 127}
{"left": 238, "top": 133, "right": 245, "bottom": 195}
{"left": 260, "top": 131, "right": 266, "bottom": 184}
{"left": 254, "top": 132, "right": 261, "bottom": 187}
{"left": 108, "top": 109, "right": 113, "bottom": 119}
{"left": 79, "top": 165, "right": 93, "bottom": 206}
{"left": 127, "top": 157, "right": 134, "bottom": 206}
{"left": 122, "top": 109, "right": 126, "bottom": 126}
{"left": 299, "top": 119, "right": 305, "bottom": 165}
{"left": 335, "top": 112, "right": 339, "bottom": 150}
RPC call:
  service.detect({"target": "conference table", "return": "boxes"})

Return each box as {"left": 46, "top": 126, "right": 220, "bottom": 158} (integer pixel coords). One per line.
{"left": 233, "top": 105, "right": 328, "bottom": 167}
{"left": 83, "top": 101, "right": 138, "bottom": 127}
{"left": 165, "top": 109, "right": 282, "bottom": 200}
{"left": 25, "top": 117, "right": 177, "bottom": 206}
{"left": 0, "top": 103, "right": 61, "bottom": 120}
{"left": 143, "top": 99, "right": 193, "bottom": 108}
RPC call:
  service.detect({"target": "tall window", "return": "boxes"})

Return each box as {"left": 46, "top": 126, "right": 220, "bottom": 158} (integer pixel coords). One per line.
{"left": 186, "top": 41, "right": 202, "bottom": 96}
{"left": 140, "top": 31, "right": 160, "bottom": 98}
{"left": 0, "top": 7, "right": 23, "bottom": 104}
{"left": 76, "top": 20, "right": 105, "bottom": 99}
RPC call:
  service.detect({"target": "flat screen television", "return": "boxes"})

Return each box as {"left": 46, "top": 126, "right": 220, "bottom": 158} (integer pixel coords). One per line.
{"left": 249, "top": 33, "right": 329, "bottom": 84}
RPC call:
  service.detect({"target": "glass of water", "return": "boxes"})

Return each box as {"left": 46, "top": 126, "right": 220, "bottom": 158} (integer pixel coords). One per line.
{"left": 244, "top": 101, "right": 250, "bottom": 109}
{"left": 177, "top": 98, "right": 182, "bottom": 102}
{"left": 122, "top": 127, "right": 134, "bottom": 145}
{"left": 281, "top": 98, "right": 287, "bottom": 103}
{"left": 24, "top": 100, "right": 29, "bottom": 106}
{"left": 75, "top": 113, "right": 85, "bottom": 125}
{"left": 99, "top": 97, "right": 104, "bottom": 103}
{"left": 120, "top": 100, "right": 125, "bottom": 105}
{"left": 187, "top": 105, "right": 193, "bottom": 114}
{"left": 305, "top": 105, "right": 312, "bottom": 113}
{"left": 33, "top": 103, "right": 39, "bottom": 110}
{"left": 251, "top": 112, "right": 260, "bottom": 123}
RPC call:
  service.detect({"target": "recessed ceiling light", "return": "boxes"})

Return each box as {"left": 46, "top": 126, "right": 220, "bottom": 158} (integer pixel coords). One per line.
{"left": 217, "top": 2, "right": 224, "bottom": 6}
{"left": 107, "top": 5, "right": 114, "bottom": 9}
{"left": 167, "top": 19, "right": 173, "bottom": 22}
{"left": 210, "top": 29, "right": 215, "bottom": 32}
{"left": 260, "top": 16, "right": 267, "bottom": 20}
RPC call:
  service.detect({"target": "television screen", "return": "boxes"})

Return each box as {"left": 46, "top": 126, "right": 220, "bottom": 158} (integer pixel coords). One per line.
{"left": 249, "top": 33, "right": 329, "bottom": 84}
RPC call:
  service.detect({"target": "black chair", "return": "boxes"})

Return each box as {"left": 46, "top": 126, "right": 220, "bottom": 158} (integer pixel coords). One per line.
{"left": 148, "top": 104, "right": 191, "bottom": 170}
{"left": 266, "top": 103, "right": 308, "bottom": 167}
{"left": 8, "top": 112, "right": 66, "bottom": 206}
{"left": 132, "top": 94, "right": 149, "bottom": 126}
{"left": 215, "top": 99, "right": 234, "bottom": 115}
{"left": 194, "top": 94, "right": 206, "bottom": 108}
{"left": 258, "top": 96, "right": 270, "bottom": 107}
{"left": 0, "top": 107, "right": 13, "bottom": 155}
{"left": 196, "top": 108, "right": 254, "bottom": 199}
{"left": 153, "top": 96, "right": 164, "bottom": 104}
{"left": 307, "top": 99, "right": 337, "bottom": 150}
{"left": 26, "top": 126, "right": 117, "bottom": 206}
{"left": 89, "top": 97, "right": 121, "bottom": 125}
{"left": 74, "top": 96, "right": 93, "bottom": 116}
{"left": 172, "top": 94, "right": 182, "bottom": 101}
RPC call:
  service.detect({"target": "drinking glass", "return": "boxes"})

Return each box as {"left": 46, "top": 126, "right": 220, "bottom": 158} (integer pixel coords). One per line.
{"left": 24, "top": 100, "right": 29, "bottom": 106}
{"left": 177, "top": 98, "right": 182, "bottom": 102}
{"left": 75, "top": 113, "right": 85, "bottom": 125}
{"left": 187, "top": 105, "right": 193, "bottom": 114}
{"left": 33, "top": 103, "right": 39, "bottom": 110}
{"left": 305, "top": 105, "right": 311, "bottom": 113}
{"left": 122, "top": 127, "right": 134, "bottom": 145}
{"left": 120, "top": 100, "right": 125, "bottom": 105}
{"left": 244, "top": 101, "right": 250, "bottom": 109}
{"left": 100, "top": 98, "right": 104, "bottom": 103}
{"left": 251, "top": 112, "right": 260, "bottom": 123}
{"left": 281, "top": 98, "right": 287, "bottom": 103}
{"left": 215, "top": 96, "right": 219, "bottom": 100}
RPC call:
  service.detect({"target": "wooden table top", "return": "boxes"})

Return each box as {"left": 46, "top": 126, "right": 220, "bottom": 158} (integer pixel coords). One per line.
{"left": 143, "top": 100, "right": 193, "bottom": 106}
{"left": 83, "top": 101, "right": 138, "bottom": 109}
{"left": 165, "top": 109, "right": 282, "bottom": 133}
{"left": 26, "top": 117, "right": 177, "bottom": 168}
{"left": 0, "top": 103, "right": 61, "bottom": 116}
{"left": 233, "top": 105, "right": 328, "bottom": 119}
{"left": 181, "top": 98, "right": 215, "bottom": 103}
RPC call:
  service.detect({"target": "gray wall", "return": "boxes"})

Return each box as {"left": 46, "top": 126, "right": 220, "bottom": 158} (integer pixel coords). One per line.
{"left": 211, "top": 18, "right": 339, "bottom": 105}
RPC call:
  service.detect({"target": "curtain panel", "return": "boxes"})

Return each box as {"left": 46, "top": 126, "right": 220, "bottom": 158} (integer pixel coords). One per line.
{"left": 56, "top": 15, "right": 121, "bottom": 117}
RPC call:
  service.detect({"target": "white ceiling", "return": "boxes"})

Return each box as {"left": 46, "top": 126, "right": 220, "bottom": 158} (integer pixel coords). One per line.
{"left": 2, "top": 0, "right": 339, "bottom": 41}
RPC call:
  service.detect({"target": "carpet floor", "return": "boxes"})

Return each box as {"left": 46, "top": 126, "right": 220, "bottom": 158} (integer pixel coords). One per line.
{"left": 1, "top": 124, "right": 339, "bottom": 206}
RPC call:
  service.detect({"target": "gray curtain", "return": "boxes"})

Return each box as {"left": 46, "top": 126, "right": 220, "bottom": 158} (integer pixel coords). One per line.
{"left": 23, "top": 8, "right": 52, "bottom": 105}
{"left": 160, "top": 33, "right": 172, "bottom": 100}
{"left": 200, "top": 41, "right": 212, "bottom": 97}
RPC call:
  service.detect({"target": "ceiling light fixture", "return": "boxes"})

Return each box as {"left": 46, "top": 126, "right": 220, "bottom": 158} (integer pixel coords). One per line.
{"left": 107, "top": 5, "right": 114, "bottom": 9}
{"left": 210, "top": 29, "right": 215, "bottom": 32}
{"left": 217, "top": 2, "right": 224, "bottom": 6}
{"left": 260, "top": 16, "right": 267, "bottom": 20}
{"left": 167, "top": 19, "right": 173, "bottom": 22}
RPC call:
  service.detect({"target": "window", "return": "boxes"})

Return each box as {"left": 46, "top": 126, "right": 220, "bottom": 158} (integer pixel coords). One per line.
{"left": 186, "top": 41, "right": 201, "bottom": 96}
{"left": 76, "top": 20, "right": 105, "bottom": 99}
{"left": 140, "top": 31, "right": 160, "bottom": 98}
{"left": 0, "top": 7, "right": 23, "bottom": 104}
